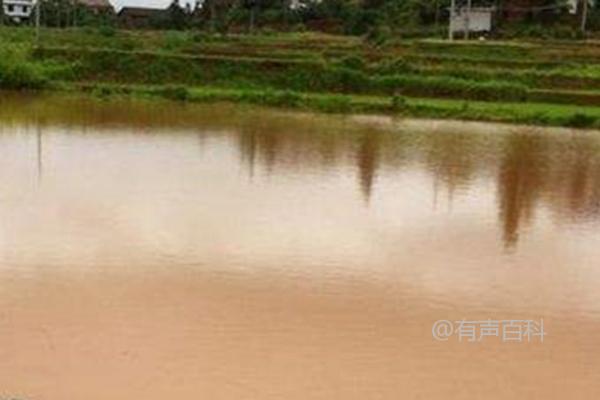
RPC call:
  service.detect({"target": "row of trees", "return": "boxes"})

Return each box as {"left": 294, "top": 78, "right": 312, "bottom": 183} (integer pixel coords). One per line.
{"left": 178, "top": 0, "right": 600, "bottom": 36}
{"left": 173, "top": 0, "right": 599, "bottom": 35}
{"left": 1, "top": 0, "right": 598, "bottom": 36}
{"left": 152, "top": 0, "right": 471, "bottom": 34}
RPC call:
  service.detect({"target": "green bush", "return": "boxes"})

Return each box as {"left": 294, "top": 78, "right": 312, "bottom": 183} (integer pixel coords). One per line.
{"left": 162, "top": 31, "right": 191, "bottom": 51}
{"left": 158, "top": 85, "right": 190, "bottom": 101}
{"left": 365, "top": 25, "right": 393, "bottom": 46}
{"left": 0, "top": 46, "right": 48, "bottom": 90}
{"left": 97, "top": 25, "right": 116, "bottom": 37}
{"left": 90, "top": 84, "right": 116, "bottom": 98}
{"left": 335, "top": 54, "right": 366, "bottom": 70}
{"left": 272, "top": 90, "right": 302, "bottom": 107}
{"left": 375, "top": 57, "right": 413, "bottom": 75}
{"left": 320, "top": 66, "right": 371, "bottom": 92}
{"left": 390, "top": 94, "right": 406, "bottom": 111}
{"left": 565, "top": 113, "right": 596, "bottom": 128}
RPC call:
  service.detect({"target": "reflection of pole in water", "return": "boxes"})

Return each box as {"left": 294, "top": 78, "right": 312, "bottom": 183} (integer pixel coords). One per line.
{"left": 247, "top": 132, "right": 256, "bottom": 179}
{"left": 497, "top": 134, "right": 546, "bottom": 249}
{"left": 238, "top": 130, "right": 257, "bottom": 180}
{"left": 446, "top": 183, "right": 454, "bottom": 213}
{"left": 357, "top": 133, "right": 379, "bottom": 204}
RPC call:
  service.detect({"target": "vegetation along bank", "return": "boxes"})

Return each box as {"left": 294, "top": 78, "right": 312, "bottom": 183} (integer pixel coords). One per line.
{"left": 2, "top": 27, "right": 600, "bottom": 128}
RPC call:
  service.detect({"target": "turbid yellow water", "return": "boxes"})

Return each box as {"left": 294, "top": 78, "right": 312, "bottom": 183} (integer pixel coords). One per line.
{"left": 0, "top": 93, "right": 599, "bottom": 400}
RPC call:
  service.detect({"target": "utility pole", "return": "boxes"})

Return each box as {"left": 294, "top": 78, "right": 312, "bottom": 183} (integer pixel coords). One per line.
{"left": 248, "top": 0, "right": 257, "bottom": 34}
{"left": 581, "top": 0, "right": 588, "bottom": 35}
{"left": 449, "top": 0, "right": 455, "bottom": 40}
{"left": 249, "top": 3, "right": 255, "bottom": 33}
{"left": 464, "top": 0, "right": 472, "bottom": 40}
{"left": 210, "top": 0, "right": 216, "bottom": 33}
{"left": 35, "top": 0, "right": 41, "bottom": 45}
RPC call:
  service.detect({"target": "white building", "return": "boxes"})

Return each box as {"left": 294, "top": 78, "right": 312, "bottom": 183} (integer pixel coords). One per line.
{"left": 568, "top": 0, "right": 579, "bottom": 14}
{"left": 2, "top": 0, "right": 35, "bottom": 23}
{"left": 450, "top": 7, "right": 494, "bottom": 35}
{"left": 568, "top": 0, "right": 594, "bottom": 14}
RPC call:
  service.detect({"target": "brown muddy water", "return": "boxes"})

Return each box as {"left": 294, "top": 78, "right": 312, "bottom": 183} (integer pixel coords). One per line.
{"left": 0, "top": 93, "right": 599, "bottom": 400}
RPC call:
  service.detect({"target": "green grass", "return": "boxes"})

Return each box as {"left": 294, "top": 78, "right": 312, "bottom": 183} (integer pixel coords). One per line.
{"left": 0, "top": 45, "right": 50, "bottom": 89}
{"left": 65, "top": 82, "right": 600, "bottom": 128}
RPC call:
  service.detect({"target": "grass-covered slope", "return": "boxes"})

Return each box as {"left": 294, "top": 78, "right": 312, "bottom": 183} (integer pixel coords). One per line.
{"left": 3, "top": 27, "right": 600, "bottom": 128}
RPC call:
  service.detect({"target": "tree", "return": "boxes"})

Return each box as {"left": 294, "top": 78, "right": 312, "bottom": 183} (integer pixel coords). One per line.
{"left": 167, "top": 0, "right": 190, "bottom": 29}
{"left": 197, "top": 0, "right": 237, "bottom": 33}
{"left": 40, "top": 0, "right": 78, "bottom": 27}
{"left": 241, "top": 0, "right": 259, "bottom": 32}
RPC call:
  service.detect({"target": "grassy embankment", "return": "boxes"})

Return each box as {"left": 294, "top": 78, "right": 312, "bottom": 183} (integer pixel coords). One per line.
{"left": 3, "top": 27, "right": 600, "bottom": 127}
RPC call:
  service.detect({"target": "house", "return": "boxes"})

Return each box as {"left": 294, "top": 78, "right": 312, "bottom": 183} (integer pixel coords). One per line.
{"left": 117, "top": 6, "right": 168, "bottom": 29}
{"left": 450, "top": 6, "right": 495, "bottom": 35}
{"left": 2, "top": 0, "right": 35, "bottom": 23}
{"left": 449, "top": 0, "right": 586, "bottom": 36}
{"left": 1, "top": 0, "right": 114, "bottom": 24}
{"left": 77, "top": 0, "right": 115, "bottom": 15}
{"left": 500, "top": 0, "right": 579, "bottom": 21}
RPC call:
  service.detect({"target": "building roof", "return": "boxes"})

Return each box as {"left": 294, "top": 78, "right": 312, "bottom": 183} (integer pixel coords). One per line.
{"left": 78, "top": 0, "right": 114, "bottom": 9}
{"left": 118, "top": 6, "right": 167, "bottom": 16}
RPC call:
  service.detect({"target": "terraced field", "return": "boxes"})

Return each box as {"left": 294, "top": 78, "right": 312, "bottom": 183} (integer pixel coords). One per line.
{"left": 3, "top": 27, "right": 600, "bottom": 127}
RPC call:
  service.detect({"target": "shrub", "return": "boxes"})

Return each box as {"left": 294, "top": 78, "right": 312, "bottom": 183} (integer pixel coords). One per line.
{"left": 335, "top": 54, "right": 366, "bottom": 70}
{"left": 313, "top": 95, "right": 352, "bottom": 112}
{"left": 162, "top": 31, "right": 191, "bottom": 51}
{"left": 159, "top": 85, "right": 190, "bottom": 101}
{"left": 0, "top": 46, "right": 48, "bottom": 90}
{"left": 97, "top": 25, "right": 116, "bottom": 37}
{"left": 291, "top": 23, "right": 307, "bottom": 33}
{"left": 390, "top": 94, "right": 406, "bottom": 111}
{"left": 365, "top": 25, "right": 393, "bottom": 46}
{"left": 565, "top": 113, "right": 596, "bottom": 128}
{"left": 375, "top": 57, "right": 412, "bottom": 75}
{"left": 91, "top": 84, "right": 116, "bottom": 98}
{"left": 192, "top": 31, "right": 215, "bottom": 43}
{"left": 273, "top": 90, "right": 302, "bottom": 107}
{"left": 321, "top": 66, "right": 371, "bottom": 92}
